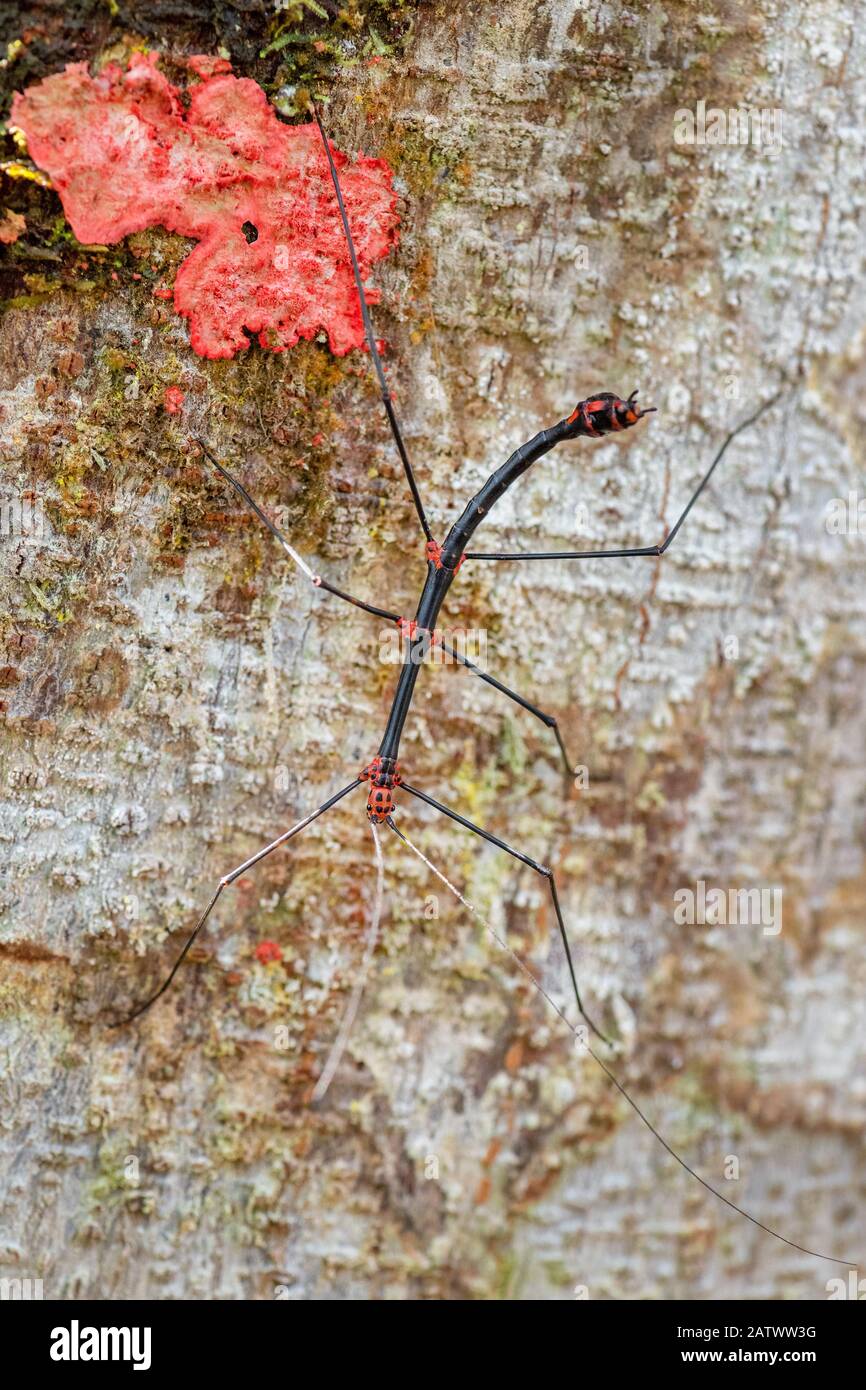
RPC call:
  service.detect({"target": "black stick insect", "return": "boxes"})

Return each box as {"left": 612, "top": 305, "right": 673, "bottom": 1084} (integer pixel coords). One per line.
{"left": 110, "top": 101, "right": 854, "bottom": 1271}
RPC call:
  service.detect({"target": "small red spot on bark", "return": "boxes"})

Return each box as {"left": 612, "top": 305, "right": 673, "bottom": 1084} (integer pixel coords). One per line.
{"left": 255, "top": 940, "right": 283, "bottom": 964}
{"left": 163, "top": 385, "right": 185, "bottom": 414}
{"left": 12, "top": 53, "right": 400, "bottom": 360}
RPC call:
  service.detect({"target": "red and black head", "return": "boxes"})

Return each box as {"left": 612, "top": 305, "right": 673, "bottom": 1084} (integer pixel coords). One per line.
{"left": 565, "top": 389, "right": 656, "bottom": 439}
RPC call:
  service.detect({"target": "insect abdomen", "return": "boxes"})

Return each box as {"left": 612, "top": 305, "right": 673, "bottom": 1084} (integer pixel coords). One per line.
{"left": 362, "top": 756, "right": 402, "bottom": 822}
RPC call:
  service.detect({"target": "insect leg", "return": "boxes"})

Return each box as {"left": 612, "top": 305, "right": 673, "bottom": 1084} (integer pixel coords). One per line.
{"left": 312, "top": 101, "right": 434, "bottom": 545}
{"left": 389, "top": 816, "right": 855, "bottom": 1268}
{"left": 195, "top": 437, "right": 401, "bottom": 623}
{"left": 437, "top": 638, "right": 573, "bottom": 780}
{"left": 465, "top": 390, "right": 783, "bottom": 561}
{"left": 109, "top": 778, "right": 364, "bottom": 1026}
{"left": 397, "top": 781, "right": 609, "bottom": 1043}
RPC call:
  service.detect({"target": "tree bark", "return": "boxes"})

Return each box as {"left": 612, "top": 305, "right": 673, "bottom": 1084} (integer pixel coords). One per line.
{"left": 1, "top": 0, "right": 865, "bottom": 1300}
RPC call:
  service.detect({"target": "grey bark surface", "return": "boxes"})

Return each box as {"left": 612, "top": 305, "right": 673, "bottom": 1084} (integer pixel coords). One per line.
{"left": 1, "top": 1, "right": 865, "bottom": 1300}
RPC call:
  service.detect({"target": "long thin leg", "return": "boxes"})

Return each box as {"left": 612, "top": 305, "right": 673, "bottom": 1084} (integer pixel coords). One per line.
{"left": 398, "top": 781, "right": 609, "bottom": 1043}
{"left": 389, "top": 817, "right": 855, "bottom": 1268}
{"left": 195, "top": 438, "right": 401, "bottom": 623}
{"left": 437, "top": 638, "right": 573, "bottom": 779}
{"left": 312, "top": 101, "right": 434, "bottom": 545}
{"left": 465, "top": 390, "right": 783, "bottom": 561}
{"left": 109, "top": 778, "right": 364, "bottom": 1026}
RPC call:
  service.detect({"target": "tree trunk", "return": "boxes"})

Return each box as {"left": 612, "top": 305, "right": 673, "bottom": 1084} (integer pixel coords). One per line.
{"left": 1, "top": 0, "right": 864, "bottom": 1300}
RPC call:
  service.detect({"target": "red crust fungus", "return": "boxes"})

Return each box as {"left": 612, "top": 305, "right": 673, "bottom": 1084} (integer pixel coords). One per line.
{"left": 254, "top": 941, "right": 283, "bottom": 965}
{"left": 11, "top": 53, "right": 400, "bottom": 360}
{"left": 163, "top": 385, "right": 185, "bottom": 413}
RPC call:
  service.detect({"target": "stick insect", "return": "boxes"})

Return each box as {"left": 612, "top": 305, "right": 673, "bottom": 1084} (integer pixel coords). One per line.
{"left": 111, "top": 100, "right": 854, "bottom": 1271}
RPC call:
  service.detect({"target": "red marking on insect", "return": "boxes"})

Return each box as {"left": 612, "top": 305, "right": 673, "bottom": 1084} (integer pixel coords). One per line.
{"left": 361, "top": 756, "right": 402, "bottom": 822}
{"left": 566, "top": 390, "right": 654, "bottom": 437}
{"left": 254, "top": 940, "right": 283, "bottom": 964}
{"left": 395, "top": 617, "right": 441, "bottom": 652}
{"left": 425, "top": 539, "right": 466, "bottom": 571}
{"left": 11, "top": 52, "right": 400, "bottom": 360}
{"left": 163, "top": 386, "right": 185, "bottom": 414}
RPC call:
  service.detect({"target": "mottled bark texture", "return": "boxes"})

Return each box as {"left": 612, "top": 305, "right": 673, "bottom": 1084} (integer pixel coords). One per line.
{"left": 1, "top": 1, "right": 865, "bottom": 1301}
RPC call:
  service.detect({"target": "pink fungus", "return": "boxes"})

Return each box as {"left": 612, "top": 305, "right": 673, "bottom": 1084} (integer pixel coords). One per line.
{"left": 12, "top": 53, "right": 399, "bottom": 360}
{"left": 163, "top": 385, "right": 185, "bottom": 413}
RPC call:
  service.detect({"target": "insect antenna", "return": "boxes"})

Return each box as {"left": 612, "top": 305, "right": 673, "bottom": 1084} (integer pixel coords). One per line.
{"left": 466, "top": 388, "right": 785, "bottom": 562}
{"left": 388, "top": 817, "right": 856, "bottom": 1268}
{"left": 312, "top": 99, "right": 434, "bottom": 544}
